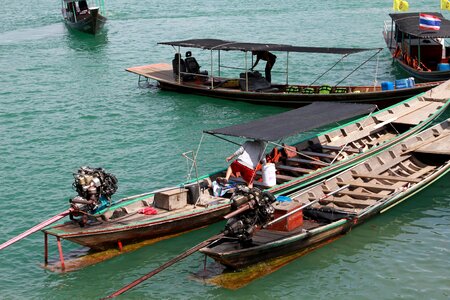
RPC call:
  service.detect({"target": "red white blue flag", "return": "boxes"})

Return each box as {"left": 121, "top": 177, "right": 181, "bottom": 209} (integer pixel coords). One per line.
{"left": 419, "top": 13, "right": 441, "bottom": 31}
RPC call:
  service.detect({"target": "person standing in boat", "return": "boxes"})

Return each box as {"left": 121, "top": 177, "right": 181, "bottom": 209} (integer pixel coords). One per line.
{"left": 223, "top": 139, "right": 267, "bottom": 188}
{"left": 251, "top": 51, "right": 277, "bottom": 83}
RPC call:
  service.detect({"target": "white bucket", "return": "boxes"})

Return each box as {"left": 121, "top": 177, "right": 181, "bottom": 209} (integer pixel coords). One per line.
{"left": 262, "top": 163, "right": 277, "bottom": 187}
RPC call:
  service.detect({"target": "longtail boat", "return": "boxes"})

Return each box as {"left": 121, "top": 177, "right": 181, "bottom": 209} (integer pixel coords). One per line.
{"left": 200, "top": 118, "right": 450, "bottom": 269}
{"left": 383, "top": 12, "right": 450, "bottom": 82}
{"left": 61, "top": 0, "right": 107, "bottom": 35}
{"left": 126, "top": 39, "right": 440, "bottom": 107}
{"left": 34, "top": 82, "right": 449, "bottom": 268}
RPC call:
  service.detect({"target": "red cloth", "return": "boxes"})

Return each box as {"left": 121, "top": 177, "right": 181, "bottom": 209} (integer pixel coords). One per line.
{"left": 231, "top": 160, "right": 256, "bottom": 184}
{"left": 139, "top": 207, "right": 157, "bottom": 215}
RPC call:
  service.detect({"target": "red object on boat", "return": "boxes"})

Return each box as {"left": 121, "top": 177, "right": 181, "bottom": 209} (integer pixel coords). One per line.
{"left": 139, "top": 207, "right": 157, "bottom": 215}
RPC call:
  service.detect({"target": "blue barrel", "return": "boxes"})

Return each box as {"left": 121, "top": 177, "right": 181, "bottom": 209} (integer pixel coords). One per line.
{"left": 395, "top": 79, "right": 409, "bottom": 89}
{"left": 437, "top": 63, "right": 450, "bottom": 71}
{"left": 381, "top": 81, "right": 394, "bottom": 91}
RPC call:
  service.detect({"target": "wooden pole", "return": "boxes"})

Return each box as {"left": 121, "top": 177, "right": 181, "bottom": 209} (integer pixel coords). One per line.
{"left": 0, "top": 209, "right": 71, "bottom": 251}
{"left": 103, "top": 234, "right": 224, "bottom": 299}
{"left": 57, "top": 237, "right": 65, "bottom": 271}
{"left": 44, "top": 233, "right": 48, "bottom": 265}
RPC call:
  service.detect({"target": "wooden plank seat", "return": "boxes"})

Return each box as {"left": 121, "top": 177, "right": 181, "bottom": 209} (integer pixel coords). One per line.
{"left": 287, "top": 157, "right": 329, "bottom": 167}
{"left": 322, "top": 189, "right": 386, "bottom": 199}
{"left": 351, "top": 173, "right": 421, "bottom": 183}
{"left": 320, "top": 144, "right": 361, "bottom": 154}
{"left": 319, "top": 197, "right": 377, "bottom": 208}
{"left": 299, "top": 150, "right": 337, "bottom": 159}
{"left": 276, "top": 164, "right": 313, "bottom": 174}
{"left": 336, "top": 181, "right": 397, "bottom": 191}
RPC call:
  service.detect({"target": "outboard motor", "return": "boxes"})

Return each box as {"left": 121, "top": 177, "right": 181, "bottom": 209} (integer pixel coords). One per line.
{"left": 223, "top": 185, "right": 276, "bottom": 245}
{"left": 69, "top": 166, "right": 118, "bottom": 226}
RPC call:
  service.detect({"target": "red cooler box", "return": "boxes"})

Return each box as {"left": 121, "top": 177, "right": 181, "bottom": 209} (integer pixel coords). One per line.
{"left": 266, "top": 201, "right": 303, "bottom": 231}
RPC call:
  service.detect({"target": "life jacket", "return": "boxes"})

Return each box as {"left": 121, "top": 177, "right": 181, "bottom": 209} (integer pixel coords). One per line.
{"left": 266, "top": 147, "right": 282, "bottom": 164}
{"left": 393, "top": 46, "right": 402, "bottom": 58}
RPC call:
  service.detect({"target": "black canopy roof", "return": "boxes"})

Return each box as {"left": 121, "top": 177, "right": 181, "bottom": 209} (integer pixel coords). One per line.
{"left": 204, "top": 102, "right": 376, "bottom": 142}
{"left": 158, "top": 39, "right": 380, "bottom": 55}
{"left": 389, "top": 12, "right": 450, "bottom": 38}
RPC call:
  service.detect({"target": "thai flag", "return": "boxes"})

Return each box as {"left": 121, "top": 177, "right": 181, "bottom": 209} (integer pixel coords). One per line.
{"left": 419, "top": 13, "right": 441, "bottom": 31}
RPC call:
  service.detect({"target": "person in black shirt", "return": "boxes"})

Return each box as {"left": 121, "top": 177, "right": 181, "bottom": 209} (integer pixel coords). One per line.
{"left": 251, "top": 51, "right": 277, "bottom": 83}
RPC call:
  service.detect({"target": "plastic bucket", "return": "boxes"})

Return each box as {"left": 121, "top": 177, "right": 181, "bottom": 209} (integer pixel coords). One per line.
{"left": 438, "top": 63, "right": 450, "bottom": 71}
{"left": 395, "top": 79, "right": 409, "bottom": 89}
{"left": 381, "top": 81, "right": 394, "bottom": 91}
{"left": 262, "top": 163, "right": 277, "bottom": 187}
{"left": 407, "top": 77, "right": 415, "bottom": 87}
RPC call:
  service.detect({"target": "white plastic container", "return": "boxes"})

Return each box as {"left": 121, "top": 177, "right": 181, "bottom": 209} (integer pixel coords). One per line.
{"left": 262, "top": 163, "right": 277, "bottom": 187}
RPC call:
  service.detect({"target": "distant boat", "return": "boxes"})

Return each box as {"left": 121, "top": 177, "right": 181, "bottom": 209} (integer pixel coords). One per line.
{"left": 383, "top": 12, "right": 450, "bottom": 82}
{"left": 61, "top": 0, "right": 107, "bottom": 35}
{"left": 126, "top": 39, "right": 440, "bottom": 108}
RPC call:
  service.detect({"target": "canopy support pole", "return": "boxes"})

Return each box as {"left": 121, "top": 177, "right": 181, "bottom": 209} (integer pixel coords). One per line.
{"left": 44, "top": 233, "right": 48, "bottom": 265}
{"left": 418, "top": 38, "right": 421, "bottom": 67}
{"left": 286, "top": 52, "right": 289, "bottom": 85}
{"left": 210, "top": 50, "right": 214, "bottom": 89}
{"left": 245, "top": 52, "right": 248, "bottom": 92}
{"left": 177, "top": 46, "right": 181, "bottom": 83}
{"left": 218, "top": 50, "right": 221, "bottom": 77}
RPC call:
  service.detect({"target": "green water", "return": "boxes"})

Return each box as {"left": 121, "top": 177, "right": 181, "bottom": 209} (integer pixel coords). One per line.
{"left": 1, "top": 0, "right": 449, "bottom": 299}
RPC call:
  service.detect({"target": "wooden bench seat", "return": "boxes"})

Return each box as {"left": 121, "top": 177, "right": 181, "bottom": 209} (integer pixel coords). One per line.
{"left": 336, "top": 181, "right": 397, "bottom": 191}
{"left": 322, "top": 189, "right": 386, "bottom": 199}
{"left": 352, "top": 173, "right": 421, "bottom": 183}
{"left": 320, "top": 144, "right": 361, "bottom": 154}
{"left": 320, "top": 197, "right": 377, "bottom": 208}
{"left": 287, "top": 157, "right": 329, "bottom": 167}
{"left": 277, "top": 164, "right": 313, "bottom": 174}
{"left": 299, "top": 150, "right": 336, "bottom": 159}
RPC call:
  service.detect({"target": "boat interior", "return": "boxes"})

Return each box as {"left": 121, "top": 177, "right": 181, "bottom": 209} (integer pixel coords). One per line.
{"left": 385, "top": 29, "right": 450, "bottom": 72}
{"left": 59, "top": 94, "right": 447, "bottom": 232}
{"left": 209, "top": 119, "right": 450, "bottom": 251}
{"left": 127, "top": 63, "right": 430, "bottom": 94}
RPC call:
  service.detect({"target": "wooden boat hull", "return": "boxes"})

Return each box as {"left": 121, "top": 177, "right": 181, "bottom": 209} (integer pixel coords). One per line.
{"left": 64, "top": 9, "right": 106, "bottom": 35}
{"left": 46, "top": 203, "right": 230, "bottom": 250}
{"left": 43, "top": 82, "right": 450, "bottom": 252}
{"left": 127, "top": 63, "right": 439, "bottom": 108}
{"left": 200, "top": 119, "right": 450, "bottom": 269}
{"left": 158, "top": 81, "right": 436, "bottom": 108}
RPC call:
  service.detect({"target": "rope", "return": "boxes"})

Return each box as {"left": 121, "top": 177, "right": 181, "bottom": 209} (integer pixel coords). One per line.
{"left": 309, "top": 54, "right": 349, "bottom": 86}
{"left": 334, "top": 48, "right": 382, "bottom": 87}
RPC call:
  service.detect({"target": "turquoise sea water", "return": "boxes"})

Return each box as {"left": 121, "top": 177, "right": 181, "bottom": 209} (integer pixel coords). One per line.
{"left": 1, "top": 0, "right": 449, "bottom": 299}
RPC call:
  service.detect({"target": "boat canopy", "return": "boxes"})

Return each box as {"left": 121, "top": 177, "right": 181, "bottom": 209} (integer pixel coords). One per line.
{"left": 204, "top": 102, "right": 376, "bottom": 141}
{"left": 389, "top": 12, "right": 450, "bottom": 38}
{"left": 158, "top": 39, "right": 380, "bottom": 55}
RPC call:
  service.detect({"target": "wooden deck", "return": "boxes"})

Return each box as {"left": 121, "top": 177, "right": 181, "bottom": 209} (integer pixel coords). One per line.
{"left": 126, "top": 63, "right": 174, "bottom": 83}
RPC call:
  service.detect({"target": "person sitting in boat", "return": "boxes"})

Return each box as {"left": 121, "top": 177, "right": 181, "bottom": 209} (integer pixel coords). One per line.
{"left": 185, "top": 51, "right": 208, "bottom": 78}
{"left": 172, "top": 53, "right": 189, "bottom": 80}
{"left": 251, "top": 51, "right": 277, "bottom": 83}
{"left": 222, "top": 139, "right": 267, "bottom": 188}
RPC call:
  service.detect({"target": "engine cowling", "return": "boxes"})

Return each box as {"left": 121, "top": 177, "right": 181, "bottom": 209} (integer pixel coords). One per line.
{"left": 69, "top": 166, "right": 118, "bottom": 224}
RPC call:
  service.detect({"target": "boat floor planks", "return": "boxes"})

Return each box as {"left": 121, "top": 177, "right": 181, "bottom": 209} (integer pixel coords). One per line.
{"left": 200, "top": 118, "right": 450, "bottom": 270}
